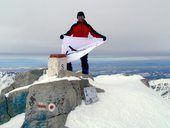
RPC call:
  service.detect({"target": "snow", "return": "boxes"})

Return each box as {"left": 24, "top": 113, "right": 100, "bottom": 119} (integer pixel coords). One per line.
{"left": 0, "top": 113, "right": 25, "bottom": 128}
{"left": 1, "top": 74, "right": 170, "bottom": 128}
{"left": 150, "top": 78, "right": 170, "bottom": 85}
{"left": 5, "top": 73, "right": 80, "bottom": 97}
{"left": 65, "top": 74, "right": 170, "bottom": 128}
{"left": 0, "top": 72, "right": 15, "bottom": 94}
{"left": 33, "top": 73, "right": 80, "bottom": 85}
{"left": 149, "top": 78, "right": 170, "bottom": 101}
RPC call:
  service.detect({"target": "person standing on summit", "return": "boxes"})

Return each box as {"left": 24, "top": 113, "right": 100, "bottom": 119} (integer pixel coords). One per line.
{"left": 60, "top": 11, "right": 106, "bottom": 74}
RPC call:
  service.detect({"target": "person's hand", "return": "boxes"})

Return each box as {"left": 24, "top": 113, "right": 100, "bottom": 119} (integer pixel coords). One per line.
{"left": 103, "top": 36, "right": 106, "bottom": 41}
{"left": 60, "top": 35, "right": 64, "bottom": 39}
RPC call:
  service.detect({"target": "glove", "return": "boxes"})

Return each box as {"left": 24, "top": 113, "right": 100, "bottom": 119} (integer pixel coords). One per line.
{"left": 60, "top": 35, "right": 64, "bottom": 39}
{"left": 103, "top": 36, "right": 106, "bottom": 41}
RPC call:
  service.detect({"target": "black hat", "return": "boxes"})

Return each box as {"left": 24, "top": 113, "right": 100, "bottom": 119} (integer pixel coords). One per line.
{"left": 77, "top": 11, "right": 85, "bottom": 18}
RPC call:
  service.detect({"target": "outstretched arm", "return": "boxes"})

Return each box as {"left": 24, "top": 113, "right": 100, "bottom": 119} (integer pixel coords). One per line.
{"left": 64, "top": 24, "right": 75, "bottom": 36}
{"left": 60, "top": 24, "right": 75, "bottom": 39}
{"left": 89, "top": 25, "right": 106, "bottom": 40}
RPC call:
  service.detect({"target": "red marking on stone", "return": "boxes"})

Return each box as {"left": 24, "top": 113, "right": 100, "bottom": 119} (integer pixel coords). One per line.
{"left": 37, "top": 104, "right": 46, "bottom": 108}
{"left": 50, "top": 105, "right": 54, "bottom": 109}
{"left": 49, "top": 54, "right": 66, "bottom": 58}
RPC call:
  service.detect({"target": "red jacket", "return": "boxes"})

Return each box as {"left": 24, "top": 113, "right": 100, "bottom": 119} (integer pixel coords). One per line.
{"left": 64, "top": 20, "right": 105, "bottom": 38}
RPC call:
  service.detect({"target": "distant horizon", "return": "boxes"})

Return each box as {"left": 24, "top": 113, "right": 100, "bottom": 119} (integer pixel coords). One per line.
{"left": 0, "top": 52, "right": 170, "bottom": 58}
{"left": 0, "top": 52, "right": 170, "bottom": 80}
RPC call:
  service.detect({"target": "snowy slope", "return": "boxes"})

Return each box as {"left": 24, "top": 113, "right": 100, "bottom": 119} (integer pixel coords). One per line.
{"left": 0, "top": 113, "right": 25, "bottom": 128}
{"left": 5, "top": 74, "right": 80, "bottom": 97}
{"left": 1, "top": 74, "right": 170, "bottom": 128}
{"left": 65, "top": 75, "right": 170, "bottom": 128}
{"left": 0, "top": 72, "right": 16, "bottom": 94}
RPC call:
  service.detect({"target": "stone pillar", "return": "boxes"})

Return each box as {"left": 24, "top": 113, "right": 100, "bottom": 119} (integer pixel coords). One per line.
{"left": 47, "top": 54, "right": 67, "bottom": 77}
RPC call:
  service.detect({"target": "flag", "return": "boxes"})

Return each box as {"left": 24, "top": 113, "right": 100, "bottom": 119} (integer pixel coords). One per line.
{"left": 62, "top": 36, "right": 104, "bottom": 63}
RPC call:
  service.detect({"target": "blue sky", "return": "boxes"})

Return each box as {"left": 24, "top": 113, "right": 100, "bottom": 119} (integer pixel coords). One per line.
{"left": 0, "top": 0, "right": 170, "bottom": 57}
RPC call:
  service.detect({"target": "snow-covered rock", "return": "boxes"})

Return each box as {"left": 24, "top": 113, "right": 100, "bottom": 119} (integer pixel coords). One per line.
{"left": 1, "top": 69, "right": 44, "bottom": 95}
{"left": 1, "top": 74, "right": 170, "bottom": 128}
{"left": 0, "top": 69, "right": 93, "bottom": 127}
{"left": 0, "top": 72, "right": 16, "bottom": 94}
{"left": 149, "top": 79, "right": 170, "bottom": 101}
{"left": 0, "top": 95, "right": 10, "bottom": 124}
{"left": 0, "top": 88, "right": 28, "bottom": 125}
{"left": 22, "top": 78, "right": 91, "bottom": 128}
{"left": 0, "top": 70, "right": 44, "bottom": 125}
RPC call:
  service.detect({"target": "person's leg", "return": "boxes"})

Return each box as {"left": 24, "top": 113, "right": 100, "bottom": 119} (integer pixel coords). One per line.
{"left": 80, "top": 54, "right": 89, "bottom": 74}
{"left": 67, "top": 62, "right": 73, "bottom": 71}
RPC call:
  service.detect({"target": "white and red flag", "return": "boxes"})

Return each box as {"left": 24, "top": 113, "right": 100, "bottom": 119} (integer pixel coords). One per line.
{"left": 62, "top": 36, "right": 105, "bottom": 63}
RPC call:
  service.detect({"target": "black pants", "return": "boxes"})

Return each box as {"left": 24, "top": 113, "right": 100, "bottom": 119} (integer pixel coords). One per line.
{"left": 67, "top": 54, "right": 89, "bottom": 74}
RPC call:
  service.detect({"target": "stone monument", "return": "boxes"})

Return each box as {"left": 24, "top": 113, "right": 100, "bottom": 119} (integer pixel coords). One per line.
{"left": 47, "top": 54, "right": 67, "bottom": 77}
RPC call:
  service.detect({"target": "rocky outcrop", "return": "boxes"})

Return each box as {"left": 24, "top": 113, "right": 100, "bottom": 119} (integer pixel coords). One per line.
{"left": 0, "top": 95, "right": 10, "bottom": 124}
{"left": 1, "top": 69, "right": 44, "bottom": 95}
{"left": 0, "top": 69, "right": 44, "bottom": 125}
{"left": 7, "top": 89, "right": 28, "bottom": 117}
{"left": 141, "top": 79, "right": 150, "bottom": 87}
{"left": 22, "top": 78, "right": 91, "bottom": 128}
{"left": 0, "top": 71, "right": 16, "bottom": 94}
{"left": 0, "top": 89, "right": 28, "bottom": 125}
{"left": 0, "top": 69, "right": 96, "bottom": 127}
{"left": 149, "top": 80, "right": 170, "bottom": 100}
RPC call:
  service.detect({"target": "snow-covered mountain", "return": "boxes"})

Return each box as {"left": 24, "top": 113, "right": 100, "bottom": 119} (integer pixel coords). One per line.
{"left": 0, "top": 71, "right": 16, "bottom": 94}
{"left": 149, "top": 79, "right": 170, "bottom": 101}
{"left": 1, "top": 74, "right": 170, "bottom": 128}
{"left": 65, "top": 75, "right": 170, "bottom": 128}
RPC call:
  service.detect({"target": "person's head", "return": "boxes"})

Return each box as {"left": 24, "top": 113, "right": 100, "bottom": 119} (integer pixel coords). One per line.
{"left": 77, "top": 11, "right": 85, "bottom": 22}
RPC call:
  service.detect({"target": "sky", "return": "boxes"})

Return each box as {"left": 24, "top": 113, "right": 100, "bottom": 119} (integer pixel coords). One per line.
{"left": 0, "top": 0, "right": 170, "bottom": 57}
